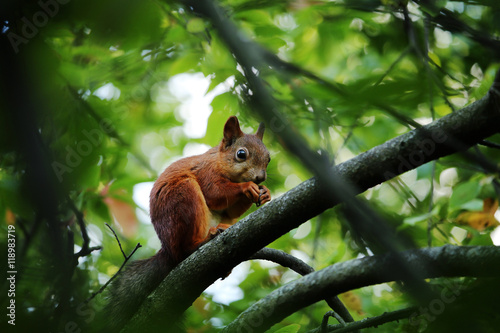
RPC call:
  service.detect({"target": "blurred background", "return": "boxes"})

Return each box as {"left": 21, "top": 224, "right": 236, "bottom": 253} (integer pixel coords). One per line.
{"left": 1, "top": 0, "right": 500, "bottom": 332}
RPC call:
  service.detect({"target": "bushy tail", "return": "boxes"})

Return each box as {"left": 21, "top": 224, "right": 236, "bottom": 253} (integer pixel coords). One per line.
{"left": 99, "top": 250, "right": 172, "bottom": 332}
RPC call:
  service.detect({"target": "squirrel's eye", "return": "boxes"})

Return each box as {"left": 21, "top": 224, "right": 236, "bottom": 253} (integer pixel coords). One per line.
{"left": 235, "top": 148, "right": 247, "bottom": 161}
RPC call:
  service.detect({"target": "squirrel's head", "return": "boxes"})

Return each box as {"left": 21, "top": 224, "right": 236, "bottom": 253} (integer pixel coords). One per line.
{"left": 219, "top": 116, "right": 270, "bottom": 184}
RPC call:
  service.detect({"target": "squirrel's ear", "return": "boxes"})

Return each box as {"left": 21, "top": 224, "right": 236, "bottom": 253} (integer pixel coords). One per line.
{"left": 255, "top": 122, "right": 265, "bottom": 140}
{"left": 223, "top": 116, "right": 244, "bottom": 147}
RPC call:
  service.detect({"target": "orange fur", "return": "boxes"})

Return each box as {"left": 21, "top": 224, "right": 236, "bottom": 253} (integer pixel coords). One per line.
{"left": 150, "top": 116, "right": 271, "bottom": 266}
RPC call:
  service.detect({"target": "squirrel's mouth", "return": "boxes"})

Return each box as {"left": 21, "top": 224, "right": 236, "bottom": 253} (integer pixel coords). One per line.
{"left": 254, "top": 178, "right": 265, "bottom": 185}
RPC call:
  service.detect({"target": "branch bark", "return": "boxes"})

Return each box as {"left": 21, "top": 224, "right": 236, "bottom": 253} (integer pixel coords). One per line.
{"left": 222, "top": 245, "right": 500, "bottom": 332}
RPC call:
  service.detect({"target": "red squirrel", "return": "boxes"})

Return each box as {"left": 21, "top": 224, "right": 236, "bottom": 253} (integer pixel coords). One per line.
{"left": 150, "top": 115, "right": 271, "bottom": 265}
{"left": 104, "top": 116, "right": 271, "bottom": 331}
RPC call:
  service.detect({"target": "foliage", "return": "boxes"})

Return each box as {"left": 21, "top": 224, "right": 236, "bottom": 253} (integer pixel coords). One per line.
{"left": 1, "top": 0, "right": 500, "bottom": 332}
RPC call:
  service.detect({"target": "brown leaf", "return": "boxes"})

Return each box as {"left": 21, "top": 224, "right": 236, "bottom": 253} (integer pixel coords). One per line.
{"left": 483, "top": 198, "right": 499, "bottom": 215}
{"left": 5, "top": 209, "right": 15, "bottom": 225}
{"left": 457, "top": 198, "right": 500, "bottom": 231}
{"left": 340, "top": 291, "right": 364, "bottom": 315}
{"left": 102, "top": 183, "right": 139, "bottom": 238}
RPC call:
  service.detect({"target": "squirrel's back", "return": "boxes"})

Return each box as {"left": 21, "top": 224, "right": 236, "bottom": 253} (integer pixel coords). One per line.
{"left": 149, "top": 148, "right": 220, "bottom": 264}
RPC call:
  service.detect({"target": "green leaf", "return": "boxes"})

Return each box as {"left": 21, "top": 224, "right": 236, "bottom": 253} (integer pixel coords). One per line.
{"left": 403, "top": 211, "right": 434, "bottom": 226}
{"left": 77, "top": 162, "right": 101, "bottom": 189}
{"left": 234, "top": 10, "right": 274, "bottom": 26}
{"left": 186, "top": 18, "right": 206, "bottom": 33}
{"left": 467, "top": 233, "right": 494, "bottom": 246}
{"left": 166, "top": 24, "right": 190, "bottom": 43}
{"left": 460, "top": 199, "right": 484, "bottom": 211}
{"left": 168, "top": 52, "right": 201, "bottom": 75}
{"left": 88, "top": 195, "right": 111, "bottom": 223}
{"left": 450, "top": 181, "right": 481, "bottom": 209}
{"left": 273, "top": 324, "right": 301, "bottom": 333}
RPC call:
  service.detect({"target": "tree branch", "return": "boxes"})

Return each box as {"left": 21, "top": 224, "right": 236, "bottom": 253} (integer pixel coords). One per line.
{"left": 85, "top": 224, "right": 142, "bottom": 305}
{"left": 222, "top": 245, "right": 500, "bottom": 332}
{"left": 68, "top": 197, "right": 102, "bottom": 260}
{"left": 321, "top": 311, "right": 346, "bottom": 332}
{"left": 250, "top": 248, "right": 314, "bottom": 275}
{"left": 479, "top": 140, "right": 500, "bottom": 150}
{"left": 251, "top": 248, "right": 355, "bottom": 325}
{"left": 307, "top": 307, "right": 417, "bottom": 333}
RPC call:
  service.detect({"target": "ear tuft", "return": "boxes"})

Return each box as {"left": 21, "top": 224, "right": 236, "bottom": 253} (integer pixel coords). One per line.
{"left": 255, "top": 122, "right": 265, "bottom": 140}
{"left": 223, "top": 116, "right": 244, "bottom": 148}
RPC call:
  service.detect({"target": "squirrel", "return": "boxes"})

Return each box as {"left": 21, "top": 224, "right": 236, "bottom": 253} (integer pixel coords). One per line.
{"left": 102, "top": 116, "right": 271, "bottom": 331}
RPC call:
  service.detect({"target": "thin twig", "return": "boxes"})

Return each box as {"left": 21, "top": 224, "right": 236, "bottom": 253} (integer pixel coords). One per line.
{"left": 307, "top": 307, "right": 417, "bottom": 333}
{"left": 403, "top": 3, "right": 457, "bottom": 113}
{"left": 427, "top": 161, "right": 436, "bottom": 248}
{"left": 84, "top": 224, "right": 142, "bottom": 305}
{"left": 84, "top": 243, "right": 142, "bottom": 305}
{"left": 479, "top": 140, "right": 500, "bottom": 150}
{"left": 264, "top": 47, "right": 420, "bottom": 128}
{"left": 68, "top": 197, "right": 102, "bottom": 258}
{"left": 321, "top": 311, "right": 346, "bottom": 333}
{"left": 63, "top": 81, "right": 156, "bottom": 175}
{"left": 466, "top": 147, "right": 500, "bottom": 175}
{"left": 415, "top": 0, "right": 500, "bottom": 58}
{"left": 423, "top": 12, "right": 435, "bottom": 120}
{"left": 106, "top": 223, "right": 128, "bottom": 259}
{"left": 373, "top": 47, "right": 410, "bottom": 87}
{"left": 19, "top": 216, "right": 42, "bottom": 260}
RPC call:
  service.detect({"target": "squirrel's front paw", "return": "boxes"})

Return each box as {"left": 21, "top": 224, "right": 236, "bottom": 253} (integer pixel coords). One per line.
{"left": 243, "top": 182, "right": 261, "bottom": 203}
{"left": 257, "top": 185, "right": 271, "bottom": 206}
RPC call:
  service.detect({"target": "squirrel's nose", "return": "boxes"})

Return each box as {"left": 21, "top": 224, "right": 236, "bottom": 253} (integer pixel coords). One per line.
{"left": 255, "top": 171, "right": 266, "bottom": 184}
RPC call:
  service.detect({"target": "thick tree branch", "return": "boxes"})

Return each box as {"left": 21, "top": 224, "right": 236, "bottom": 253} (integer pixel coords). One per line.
{"left": 223, "top": 245, "right": 500, "bottom": 332}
